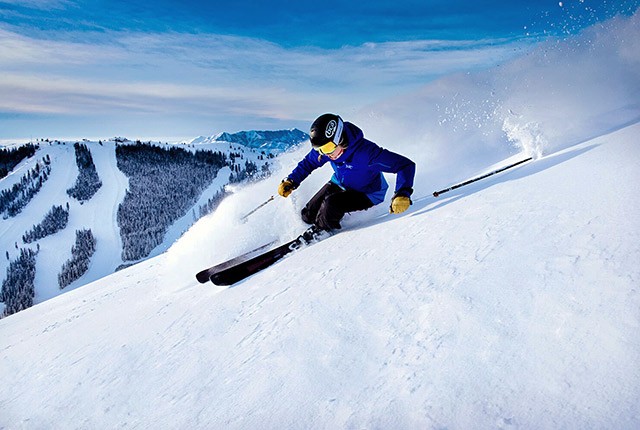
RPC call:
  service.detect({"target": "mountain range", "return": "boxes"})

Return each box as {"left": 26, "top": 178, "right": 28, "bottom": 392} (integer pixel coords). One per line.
{"left": 187, "top": 128, "right": 309, "bottom": 152}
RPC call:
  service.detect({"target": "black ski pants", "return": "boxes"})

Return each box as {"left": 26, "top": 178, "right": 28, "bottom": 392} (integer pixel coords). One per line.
{"left": 301, "top": 182, "right": 374, "bottom": 231}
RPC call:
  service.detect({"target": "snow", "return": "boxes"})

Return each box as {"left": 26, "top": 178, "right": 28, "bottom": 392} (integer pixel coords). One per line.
{"left": 1, "top": 11, "right": 640, "bottom": 430}
{"left": 0, "top": 141, "right": 129, "bottom": 301}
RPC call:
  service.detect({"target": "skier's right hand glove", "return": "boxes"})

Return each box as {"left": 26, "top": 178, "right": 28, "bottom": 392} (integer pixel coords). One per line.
{"left": 278, "top": 178, "right": 296, "bottom": 198}
{"left": 390, "top": 195, "right": 412, "bottom": 214}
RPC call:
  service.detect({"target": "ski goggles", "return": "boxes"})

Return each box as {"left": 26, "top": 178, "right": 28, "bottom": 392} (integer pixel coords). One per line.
{"left": 314, "top": 140, "right": 340, "bottom": 155}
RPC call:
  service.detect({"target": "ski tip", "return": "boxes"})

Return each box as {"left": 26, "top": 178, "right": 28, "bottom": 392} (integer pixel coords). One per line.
{"left": 195, "top": 271, "right": 211, "bottom": 284}
{"left": 209, "top": 274, "right": 233, "bottom": 286}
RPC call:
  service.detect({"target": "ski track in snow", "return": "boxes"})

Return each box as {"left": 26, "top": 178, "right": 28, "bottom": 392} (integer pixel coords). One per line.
{"left": 83, "top": 142, "right": 129, "bottom": 280}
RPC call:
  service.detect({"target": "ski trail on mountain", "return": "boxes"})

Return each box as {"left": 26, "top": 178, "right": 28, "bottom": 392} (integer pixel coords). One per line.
{"left": 81, "top": 143, "right": 128, "bottom": 279}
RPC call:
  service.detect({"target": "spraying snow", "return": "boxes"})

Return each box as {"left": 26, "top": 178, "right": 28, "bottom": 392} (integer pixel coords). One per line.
{"left": 353, "top": 10, "right": 640, "bottom": 188}
{"left": 502, "top": 115, "right": 547, "bottom": 159}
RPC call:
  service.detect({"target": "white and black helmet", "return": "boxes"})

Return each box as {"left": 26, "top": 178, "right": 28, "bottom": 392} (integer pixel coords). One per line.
{"left": 309, "top": 113, "right": 345, "bottom": 148}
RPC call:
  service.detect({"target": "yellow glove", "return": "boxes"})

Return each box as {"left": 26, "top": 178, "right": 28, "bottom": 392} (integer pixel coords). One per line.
{"left": 390, "top": 195, "right": 412, "bottom": 214}
{"left": 278, "top": 178, "right": 296, "bottom": 198}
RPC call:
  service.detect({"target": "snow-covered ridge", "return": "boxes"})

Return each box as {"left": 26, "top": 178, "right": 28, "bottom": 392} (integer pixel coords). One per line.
{"left": 188, "top": 128, "right": 309, "bottom": 152}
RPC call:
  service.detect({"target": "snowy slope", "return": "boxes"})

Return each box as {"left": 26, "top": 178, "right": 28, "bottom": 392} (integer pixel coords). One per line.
{"left": 0, "top": 123, "right": 638, "bottom": 429}
{"left": 1, "top": 10, "right": 640, "bottom": 430}
{"left": 0, "top": 141, "right": 128, "bottom": 302}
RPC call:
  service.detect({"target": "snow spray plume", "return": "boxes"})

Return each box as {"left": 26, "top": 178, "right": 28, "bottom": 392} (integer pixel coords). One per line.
{"left": 502, "top": 114, "right": 547, "bottom": 160}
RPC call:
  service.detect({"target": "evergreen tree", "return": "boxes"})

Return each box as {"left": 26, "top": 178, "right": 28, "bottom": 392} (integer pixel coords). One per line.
{"left": 1, "top": 248, "right": 38, "bottom": 317}
{"left": 67, "top": 143, "right": 102, "bottom": 202}
{"left": 0, "top": 160, "right": 51, "bottom": 218}
{"left": 58, "top": 229, "right": 97, "bottom": 289}
{"left": 115, "top": 143, "right": 227, "bottom": 261}
{"left": 0, "top": 143, "right": 38, "bottom": 179}
{"left": 22, "top": 205, "right": 69, "bottom": 243}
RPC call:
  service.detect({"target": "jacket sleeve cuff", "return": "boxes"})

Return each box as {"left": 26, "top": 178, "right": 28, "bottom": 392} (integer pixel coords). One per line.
{"left": 393, "top": 187, "right": 413, "bottom": 198}
{"left": 284, "top": 177, "right": 299, "bottom": 189}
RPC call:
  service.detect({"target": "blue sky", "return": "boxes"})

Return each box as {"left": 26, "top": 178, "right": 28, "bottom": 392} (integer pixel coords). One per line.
{"left": 1, "top": 0, "right": 638, "bottom": 141}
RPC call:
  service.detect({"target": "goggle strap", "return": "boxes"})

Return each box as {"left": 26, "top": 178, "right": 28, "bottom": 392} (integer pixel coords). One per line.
{"left": 334, "top": 117, "right": 344, "bottom": 145}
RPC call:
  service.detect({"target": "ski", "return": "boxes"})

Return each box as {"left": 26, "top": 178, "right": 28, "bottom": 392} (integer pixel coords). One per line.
{"left": 195, "top": 241, "right": 276, "bottom": 283}
{"left": 200, "top": 227, "right": 328, "bottom": 286}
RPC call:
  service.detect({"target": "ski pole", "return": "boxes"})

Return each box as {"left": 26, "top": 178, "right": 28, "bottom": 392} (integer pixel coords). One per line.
{"left": 433, "top": 157, "right": 532, "bottom": 197}
{"left": 240, "top": 195, "right": 275, "bottom": 221}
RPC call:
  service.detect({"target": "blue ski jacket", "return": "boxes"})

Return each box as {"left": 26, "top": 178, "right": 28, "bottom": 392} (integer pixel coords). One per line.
{"left": 287, "top": 122, "right": 415, "bottom": 205}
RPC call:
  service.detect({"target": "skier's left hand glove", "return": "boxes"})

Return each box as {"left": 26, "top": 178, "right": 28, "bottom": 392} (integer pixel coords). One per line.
{"left": 278, "top": 178, "right": 296, "bottom": 198}
{"left": 390, "top": 195, "right": 412, "bottom": 214}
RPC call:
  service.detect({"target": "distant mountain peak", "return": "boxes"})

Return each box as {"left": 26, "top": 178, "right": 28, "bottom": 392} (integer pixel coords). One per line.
{"left": 190, "top": 129, "right": 309, "bottom": 153}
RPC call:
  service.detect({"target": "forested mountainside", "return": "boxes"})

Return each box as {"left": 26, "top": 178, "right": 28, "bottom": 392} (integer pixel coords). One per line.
{"left": 1, "top": 130, "right": 308, "bottom": 317}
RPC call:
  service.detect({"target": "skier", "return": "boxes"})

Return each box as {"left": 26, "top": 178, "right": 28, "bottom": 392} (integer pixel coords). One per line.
{"left": 278, "top": 113, "right": 416, "bottom": 232}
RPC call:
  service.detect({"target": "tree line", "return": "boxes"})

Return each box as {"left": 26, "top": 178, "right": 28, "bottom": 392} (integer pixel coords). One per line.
{"left": 1, "top": 248, "right": 38, "bottom": 317}
{"left": 22, "top": 204, "right": 69, "bottom": 244}
{"left": 67, "top": 142, "right": 102, "bottom": 203}
{"left": 0, "top": 158, "right": 51, "bottom": 219}
{"left": 115, "top": 142, "right": 228, "bottom": 261}
{"left": 0, "top": 143, "right": 38, "bottom": 179}
{"left": 58, "top": 229, "right": 97, "bottom": 289}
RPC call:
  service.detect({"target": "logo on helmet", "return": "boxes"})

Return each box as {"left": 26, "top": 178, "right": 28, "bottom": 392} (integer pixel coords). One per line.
{"left": 325, "top": 120, "right": 337, "bottom": 139}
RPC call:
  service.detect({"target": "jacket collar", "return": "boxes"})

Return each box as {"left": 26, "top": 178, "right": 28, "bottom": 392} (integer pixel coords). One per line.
{"left": 337, "top": 122, "right": 364, "bottom": 161}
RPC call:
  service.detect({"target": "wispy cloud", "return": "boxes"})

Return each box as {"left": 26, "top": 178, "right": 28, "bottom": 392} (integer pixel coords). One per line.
{"left": 1, "top": 0, "right": 73, "bottom": 11}
{"left": 0, "top": 26, "right": 535, "bottom": 138}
